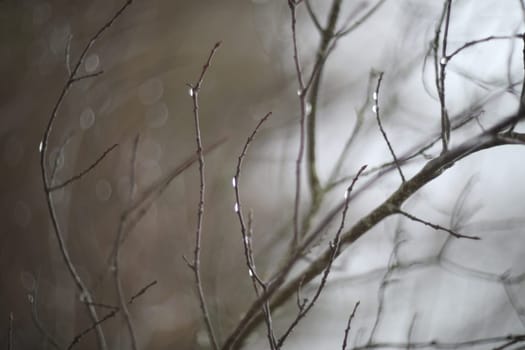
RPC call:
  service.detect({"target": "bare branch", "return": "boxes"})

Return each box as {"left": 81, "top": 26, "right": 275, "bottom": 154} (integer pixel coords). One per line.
{"left": 341, "top": 301, "right": 360, "bottom": 350}
{"left": 396, "top": 209, "right": 480, "bottom": 240}
{"left": 373, "top": 72, "right": 405, "bottom": 183}
{"left": 68, "top": 280, "right": 156, "bottom": 350}
{"left": 48, "top": 143, "right": 118, "bottom": 192}
{"left": 187, "top": 41, "right": 222, "bottom": 350}
{"left": 276, "top": 165, "right": 367, "bottom": 347}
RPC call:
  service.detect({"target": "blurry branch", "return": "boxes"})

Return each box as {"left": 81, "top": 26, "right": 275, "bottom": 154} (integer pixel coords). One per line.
{"left": 367, "top": 229, "right": 404, "bottom": 345}
{"left": 28, "top": 274, "right": 62, "bottom": 350}
{"left": 373, "top": 72, "right": 405, "bottom": 183}
{"left": 446, "top": 34, "right": 524, "bottom": 61}
{"left": 328, "top": 71, "right": 375, "bottom": 186}
{"left": 341, "top": 301, "right": 360, "bottom": 350}
{"left": 48, "top": 143, "right": 118, "bottom": 192}
{"left": 288, "top": 0, "right": 308, "bottom": 249}
{"left": 68, "top": 280, "right": 157, "bottom": 350}
{"left": 112, "top": 135, "right": 140, "bottom": 350}
{"left": 93, "top": 138, "right": 225, "bottom": 294}
{"left": 276, "top": 166, "right": 366, "bottom": 348}
{"left": 233, "top": 112, "right": 276, "bottom": 349}
{"left": 433, "top": 0, "right": 452, "bottom": 153}
{"left": 353, "top": 334, "right": 525, "bottom": 349}
{"left": 335, "top": 0, "right": 387, "bottom": 38}
{"left": 8, "top": 312, "right": 13, "bottom": 350}
{"left": 39, "top": 1, "right": 133, "bottom": 348}
{"left": 184, "top": 41, "right": 222, "bottom": 350}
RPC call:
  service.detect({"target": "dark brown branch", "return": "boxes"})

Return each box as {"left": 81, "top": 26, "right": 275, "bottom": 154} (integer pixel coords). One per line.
{"left": 446, "top": 34, "right": 523, "bottom": 61}
{"left": 8, "top": 312, "right": 13, "bottom": 350}
{"left": 341, "top": 301, "right": 360, "bottom": 350}
{"left": 396, "top": 209, "right": 480, "bottom": 240}
{"left": 68, "top": 280, "right": 156, "bottom": 350}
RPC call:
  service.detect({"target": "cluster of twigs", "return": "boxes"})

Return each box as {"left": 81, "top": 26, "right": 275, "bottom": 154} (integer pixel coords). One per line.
{"left": 25, "top": 0, "right": 525, "bottom": 349}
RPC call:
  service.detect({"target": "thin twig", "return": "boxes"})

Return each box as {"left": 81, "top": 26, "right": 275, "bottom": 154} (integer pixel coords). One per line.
{"left": 112, "top": 135, "right": 140, "bottom": 350}
{"left": 396, "top": 209, "right": 480, "bottom": 240}
{"left": 289, "top": 0, "right": 308, "bottom": 249}
{"left": 232, "top": 111, "right": 276, "bottom": 349}
{"left": 436, "top": 0, "right": 452, "bottom": 152}
{"left": 8, "top": 312, "right": 13, "bottom": 350}
{"left": 68, "top": 280, "right": 156, "bottom": 350}
{"left": 353, "top": 334, "right": 525, "bottom": 349}
{"left": 186, "top": 41, "right": 222, "bottom": 350}
{"left": 48, "top": 143, "right": 118, "bottom": 192}
{"left": 276, "top": 165, "right": 367, "bottom": 347}
{"left": 373, "top": 72, "right": 405, "bottom": 183}
{"left": 446, "top": 34, "right": 523, "bottom": 61}
{"left": 341, "top": 301, "right": 360, "bottom": 350}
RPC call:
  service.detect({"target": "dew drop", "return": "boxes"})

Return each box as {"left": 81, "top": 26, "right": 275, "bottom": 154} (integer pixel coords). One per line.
{"left": 296, "top": 90, "right": 302, "bottom": 96}
{"left": 373, "top": 92, "right": 378, "bottom": 101}
{"left": 234, "top": 202, "right": 239, "bottom": 213}
{"left": 305, "top": 102, "right": 312, "bottom": 115}
{"left": 39, "top": 141, "right": 43, "bottom": 153}
{"left": 372, "top": 105, "right": 378, "bottom": 113}
{"left": 188, "top": 88, "right": 194, "bottom": 97}
{"left": 248, "top": 268, "right": 254, "bottom": 277}
{"left": 440, "top": 57, "right": 448, "bottom": 65}
{"left": 232, "top": 177, "right": 237, "bottom": 188}
{"left": 27, "top": 294, "right": 34, "bottom": 304}
{"left": 344, "top": 189, "right": 349, "bottom": 200}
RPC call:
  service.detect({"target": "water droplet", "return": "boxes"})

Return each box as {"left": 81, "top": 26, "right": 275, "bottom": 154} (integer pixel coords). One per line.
{"left": 79, "top": 107, "right": 95, "bottom": 129}
{"left": 248, "top": 268, "right": 254, "bottom": 277}
{"left": 305, "top": 102, "right": 312, "bottom": 115}
{"left": 27, "top": 294, "right": 34, "bottom": 304}
{"left": 440, "top": 57, "right": 447, "bottom": 65}
{"left": 232, "top": 177, "right": 237, "bottom": 188}
{"left": 188, "top": 88, "right": 194, "bottom": 97}
{"left": 372, "top": 105, "right": 378, "bottom": 113}
{"left": 344, "top": 189, "right": 349, "bottom": 200}
{"left": 95, "top": 179, "right": 112, "bottom": 201}
{"left": 296, "top": 90, "right": 302, "bottom": 96}
{"left": 234, "top": 202, "right": 239, "bottom": 213}
{"left": 243, "top": 236, "right": 250, "bottom": 245}
{"left": 373, "top": 92, "right": 378, "bottom": 101}
{"left": 39, "top": 141, "right": 43, "bottom": 153}
{"left": 84, "top": 53, "right": 99, "bottom": 73}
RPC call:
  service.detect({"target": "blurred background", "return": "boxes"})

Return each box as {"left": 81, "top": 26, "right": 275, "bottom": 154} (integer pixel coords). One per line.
{"left": 1, "top": 0, "right": 525, "bottom": 349}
